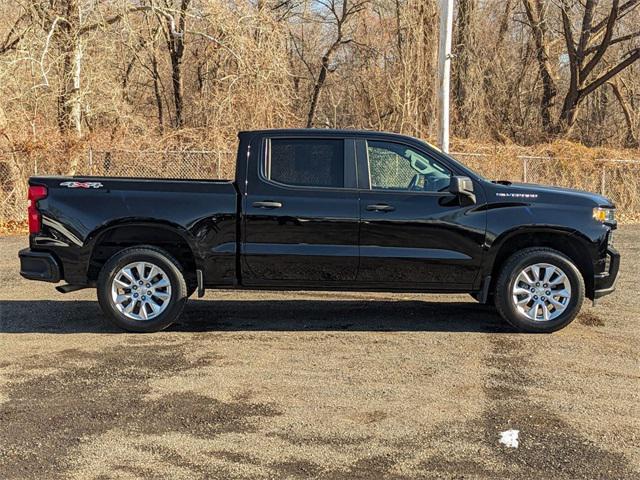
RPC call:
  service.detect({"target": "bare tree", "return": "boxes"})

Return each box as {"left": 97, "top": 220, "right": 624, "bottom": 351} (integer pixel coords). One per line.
{"left": 149, "top": 27, "right": 166, "bottom": 131}
{"left": 0, "top": 11, "right": 29, "bottom": 56}
{"left": 0, "top": 0, "right": 638, "bottom": 151}
{"left": 523, "top": 0, "right": 640, "bottom": 136}
{"left": 453, "top": 0, "right": 476, "bottom": 136}
{"left": 58, "top": 0, "right": 83, "bottom": 136}
{"left": 25, "top": 1, "right": 194, "bottom": 136}
{"left": 158, "top": 0, "right": 190, "bottom": 128}
{"left": 293, "top": 0, "right": 367, "bottom": 128}
{"left": 26, "top": 0, "right": 85, "bottom": 135}
{"left": 558, "top": 0, "right": 640, "bottom": 134}
{"left": 609, "top": 78, "right": 639, "bottom": 147}
{"left": 522, "top": 0, "right": 558, "bottom": 133}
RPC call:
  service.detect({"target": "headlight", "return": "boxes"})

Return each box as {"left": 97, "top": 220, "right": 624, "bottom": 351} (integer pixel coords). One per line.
{"left": 593, "top": 207, "right": 615, "bottom": 223}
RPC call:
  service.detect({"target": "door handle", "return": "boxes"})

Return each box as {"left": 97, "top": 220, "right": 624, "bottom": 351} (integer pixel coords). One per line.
{"left": 252, "top": 201, "right": 283, "bottom": 209}
{"left": 366, "top": 203, "right": 395, "bottom": 212}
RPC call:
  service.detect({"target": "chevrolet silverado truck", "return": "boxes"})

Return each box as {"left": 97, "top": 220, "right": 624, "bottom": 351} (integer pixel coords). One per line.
{"left": 19, "top": 129, "right": 619, "bottom": 332}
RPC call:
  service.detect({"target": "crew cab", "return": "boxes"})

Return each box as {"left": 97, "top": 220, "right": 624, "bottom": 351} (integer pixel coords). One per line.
{"left": 19, "top": 129, "right": 619, "bottom": 332}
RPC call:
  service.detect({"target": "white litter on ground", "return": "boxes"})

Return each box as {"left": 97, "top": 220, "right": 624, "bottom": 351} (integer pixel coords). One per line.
{"left": 499, "top": 429, "right": 519, "bottom": 448}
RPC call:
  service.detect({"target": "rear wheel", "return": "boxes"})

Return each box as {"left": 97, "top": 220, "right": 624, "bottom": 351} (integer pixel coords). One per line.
{"left": 97, "top": 246, "right": 188, "bottom": 332}
{"left": 495, "top": 248, "right": 584, "bottom": 333}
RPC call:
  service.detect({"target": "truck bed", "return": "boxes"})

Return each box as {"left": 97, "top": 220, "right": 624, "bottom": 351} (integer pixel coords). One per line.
{"left": 28, "top": 175, "right": 239, "bottom": 286}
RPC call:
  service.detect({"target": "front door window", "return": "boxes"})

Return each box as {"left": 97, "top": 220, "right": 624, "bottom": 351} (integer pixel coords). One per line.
{"left": 367, "top": 141, "right": 451, "bottom": 193}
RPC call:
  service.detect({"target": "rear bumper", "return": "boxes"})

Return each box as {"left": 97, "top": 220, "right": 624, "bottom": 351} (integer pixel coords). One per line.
{"left": 19, "top": 248, "right": 61, "bottom": 283}
{"left": 593, "top": 246, "right": 620, "bottom": 300}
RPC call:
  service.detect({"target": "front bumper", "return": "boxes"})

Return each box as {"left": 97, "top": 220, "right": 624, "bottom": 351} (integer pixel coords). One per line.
{"left": 19, "top": 248, "right": 61, "bottom": 283}
{"left": 593, "top": 246, "right": 620, "bottom": 300}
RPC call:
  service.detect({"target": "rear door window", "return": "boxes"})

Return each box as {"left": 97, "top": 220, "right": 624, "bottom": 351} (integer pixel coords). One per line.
{"left": 266, "top": 138, "right": 344, "bottom": 188}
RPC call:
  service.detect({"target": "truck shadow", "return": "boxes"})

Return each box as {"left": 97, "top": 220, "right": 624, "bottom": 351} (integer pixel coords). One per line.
{"left": 179, "top": 298, "right": 513, "bottom": 333}
{"left": 0, "top": 299, "right": 513, "bottom": 334}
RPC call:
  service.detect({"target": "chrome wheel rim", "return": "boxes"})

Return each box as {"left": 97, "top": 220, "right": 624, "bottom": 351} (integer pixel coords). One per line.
{"left": 111, "top": 261, "right": 172, "bottom": 321}
{"left": 512, "top": 263, "right": 571, "bottom": 322}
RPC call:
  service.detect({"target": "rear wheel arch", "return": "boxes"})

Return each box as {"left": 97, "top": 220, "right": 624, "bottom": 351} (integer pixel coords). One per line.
{"left": 488, "top": 229, "right": 594, "bottom": 297}
{"left": 87, "top": 223, "right": 199, "bottom": 288}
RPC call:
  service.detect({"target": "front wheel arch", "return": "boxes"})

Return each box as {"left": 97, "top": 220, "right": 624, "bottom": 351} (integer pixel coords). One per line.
{"left": 487, "top": 229, "right": 594, "bottom": 299}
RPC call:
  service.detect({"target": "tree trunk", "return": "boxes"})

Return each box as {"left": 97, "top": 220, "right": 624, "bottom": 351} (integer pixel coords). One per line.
{"left": 170, "top": 50, "right": 184, "bottom": 128}
{"left": 453, "top": 0, "right": 475, "bottom": 136}
{"left": 557, "top": 88, "right": 581, "bottom": 135}
{"left": 151, "top": 50, "right": 164, "bottom": 131}
{"left": 610, "top": 81, "right": 639, "bottom": 148}
{"left": 58, "top": 0, "right": 83, "bottom": 137}
{"left": 482, "top": 0, "right": 513, "bottom": 142}
{"left": 304, "top": 0, "right": 354, "bottom": 128}
{"left": 522, "top": 0, "right": 557, "bottom": 134}
{"left": 394, "top": 0, "right": 403, "bottom": 56}
{"left": 166, "top": 0, "right": 190, "bottom": 128}
{"left": 306, "top": 54, "right": 330, "bottom": 128}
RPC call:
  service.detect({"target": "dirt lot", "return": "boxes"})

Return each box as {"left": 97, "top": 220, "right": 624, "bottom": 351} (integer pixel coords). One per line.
{"left": 0, "top": 228, "right": 639, "bottom": 480}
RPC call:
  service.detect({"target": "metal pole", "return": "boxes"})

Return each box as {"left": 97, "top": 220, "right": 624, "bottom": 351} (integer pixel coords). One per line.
{"left": 600, "top": 165, "right": 606, "bottom": 195}
{"left": 437, "top": 0, "right": 454, "bottom": 153}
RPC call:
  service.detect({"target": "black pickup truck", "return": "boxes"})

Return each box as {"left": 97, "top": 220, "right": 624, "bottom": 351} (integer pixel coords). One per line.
{"left": 19, "top": 129, "right": 619, "bottom": 332}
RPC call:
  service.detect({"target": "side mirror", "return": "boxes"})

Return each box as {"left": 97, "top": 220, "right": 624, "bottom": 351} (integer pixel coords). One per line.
{"left": 448, "top": 176, "right": 476, "bottom": 204}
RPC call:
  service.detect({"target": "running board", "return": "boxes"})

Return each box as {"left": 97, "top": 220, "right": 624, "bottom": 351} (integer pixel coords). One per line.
{"left": 56, "top": 284, "right": 89, "bottom": 294}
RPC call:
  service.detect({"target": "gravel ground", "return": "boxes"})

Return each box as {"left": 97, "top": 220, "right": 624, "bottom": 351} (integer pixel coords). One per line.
{"left": 0, "top": 228, "right": 639, "bottom": 480}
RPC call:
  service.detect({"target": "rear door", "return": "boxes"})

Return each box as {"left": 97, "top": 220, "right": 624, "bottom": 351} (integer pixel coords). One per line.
{"left": 241, "top": 135, "right": 360, "bottom": 286}
{"left": 356, "top": 137, "right": 486, "bottom": 288}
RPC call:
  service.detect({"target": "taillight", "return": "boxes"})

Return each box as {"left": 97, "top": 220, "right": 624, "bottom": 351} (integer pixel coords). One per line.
{"left": 28, "top": 185, "right": 47, "bottom": 234}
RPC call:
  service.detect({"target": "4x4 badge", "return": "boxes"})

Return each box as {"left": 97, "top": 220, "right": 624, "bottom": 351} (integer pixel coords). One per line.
{"left": 60, "top": 181, "right": 103, "bottom": 189}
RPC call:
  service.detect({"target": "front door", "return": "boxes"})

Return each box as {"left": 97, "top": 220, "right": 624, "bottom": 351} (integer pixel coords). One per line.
{"left": 357, "top": 138, "right": 486, "bottom": 288}
{"left": 242, "top": 136, "right": 360, "bottom": 286}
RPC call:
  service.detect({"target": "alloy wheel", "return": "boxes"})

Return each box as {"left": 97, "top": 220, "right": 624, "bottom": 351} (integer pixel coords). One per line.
{"left": 511, "top": 262, "right": 572, "bottom": 322}
{"left": 110, "top": 261, "right": 172, "bottom": 321}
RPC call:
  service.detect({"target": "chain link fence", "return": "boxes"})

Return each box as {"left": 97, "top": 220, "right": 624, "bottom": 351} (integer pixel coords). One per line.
{"left": 87, "top": 149, "right": 233, "bottom": 179}
{"left": 1, "top": 148, "right": 639, "bottom": 225}
{"left": 0, "top": 149, "right": 233, "bottom": 226}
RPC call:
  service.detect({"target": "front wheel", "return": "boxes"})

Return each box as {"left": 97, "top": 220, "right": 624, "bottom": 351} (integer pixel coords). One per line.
{"left": 97, "top": 246, "right": 188, "bottom": 332}
{"left": 494, "top": 248, "right": 585, "bottom": 333}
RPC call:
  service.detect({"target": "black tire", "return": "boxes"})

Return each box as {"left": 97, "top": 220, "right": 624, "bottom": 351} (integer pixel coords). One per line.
{"left": 495, "top": 248, "right": 585, "bottom": 333}
{"left": 97, "top": 245, "right": 188, "bottom": 332}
